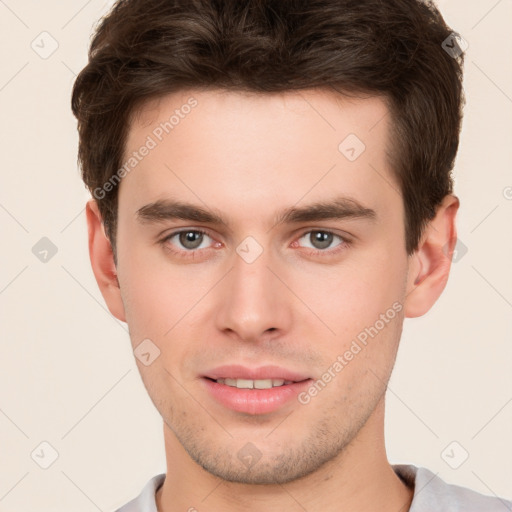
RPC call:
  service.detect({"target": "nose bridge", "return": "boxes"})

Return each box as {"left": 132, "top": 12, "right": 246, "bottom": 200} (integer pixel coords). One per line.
{"left": 215, "top": 241, "right": 291, "bottom": 340}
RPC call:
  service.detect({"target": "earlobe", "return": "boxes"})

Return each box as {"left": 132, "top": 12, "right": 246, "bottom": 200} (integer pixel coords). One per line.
{"left": 85, "top": 199, "right": 126, "bottom": 322}
{"left": 404, "top": 194, "right": 460, "bottom": 318}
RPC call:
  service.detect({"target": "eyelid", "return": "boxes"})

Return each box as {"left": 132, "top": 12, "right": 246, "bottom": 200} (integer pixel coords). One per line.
{"left": 295, "top": 227, "right": 351, "bottom": 241}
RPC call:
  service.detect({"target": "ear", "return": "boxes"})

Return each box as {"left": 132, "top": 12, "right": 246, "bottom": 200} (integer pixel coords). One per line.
{"left": 404, "top": 194, "right": 460, "bottom": 318}
{"left": 85, "top": 199, "right": 126, "bottom": 322}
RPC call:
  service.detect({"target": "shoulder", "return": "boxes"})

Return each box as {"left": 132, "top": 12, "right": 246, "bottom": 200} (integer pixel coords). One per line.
{"left": 114, "top": 473, "right": 165, "bottom": 512}
{"left": 393, "top": 464, "right": 512, "bottom": 512}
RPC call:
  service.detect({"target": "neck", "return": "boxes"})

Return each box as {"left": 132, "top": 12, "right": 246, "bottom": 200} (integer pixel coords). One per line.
{"left": 156, "top": 399, "right": 414, "bottom": 512}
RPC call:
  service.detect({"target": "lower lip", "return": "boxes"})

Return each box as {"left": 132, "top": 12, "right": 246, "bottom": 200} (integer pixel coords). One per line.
{"left": 202, "top": 378, "right": 312, "bottom": 415}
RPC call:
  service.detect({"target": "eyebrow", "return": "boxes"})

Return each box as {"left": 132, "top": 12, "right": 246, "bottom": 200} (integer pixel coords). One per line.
{"left": 136, "top": 196, "right": 377, "bottom": 228}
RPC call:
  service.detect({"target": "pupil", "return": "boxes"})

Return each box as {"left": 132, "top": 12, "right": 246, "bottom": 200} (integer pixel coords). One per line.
{"left": 312, "top": 231, "right": 332, "bottom": 249}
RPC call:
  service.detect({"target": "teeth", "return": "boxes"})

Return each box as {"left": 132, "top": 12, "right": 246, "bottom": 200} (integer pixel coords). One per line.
{"left": 215, "top": 378, "right": 291, "bottom": 389}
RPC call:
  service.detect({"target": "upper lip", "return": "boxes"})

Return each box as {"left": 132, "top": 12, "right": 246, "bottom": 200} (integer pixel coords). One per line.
{"left": 203, "top": 365, "right": 311, "bottom": 382}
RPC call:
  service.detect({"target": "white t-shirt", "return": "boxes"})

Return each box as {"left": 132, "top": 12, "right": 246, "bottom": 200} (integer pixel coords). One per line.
{"left": 115, "top": 464, "right": 511, "bottom": 512}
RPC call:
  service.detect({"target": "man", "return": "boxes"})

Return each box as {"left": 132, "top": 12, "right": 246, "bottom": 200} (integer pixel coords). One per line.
{"left": 72, "top": 0, "right": 511, "bottom": 510}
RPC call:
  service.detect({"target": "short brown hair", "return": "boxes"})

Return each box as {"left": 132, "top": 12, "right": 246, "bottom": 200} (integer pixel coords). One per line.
{"left": 72, "top": 0, "right": 465, "bottom": 259}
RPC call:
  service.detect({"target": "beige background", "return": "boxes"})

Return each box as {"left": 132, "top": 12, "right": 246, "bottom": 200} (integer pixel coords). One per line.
{"left": 0, "top": 0, "right": 511, "bottom": 510}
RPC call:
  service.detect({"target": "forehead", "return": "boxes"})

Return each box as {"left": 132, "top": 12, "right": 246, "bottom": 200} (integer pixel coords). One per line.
{"left": 128, "top": 88, "right": 389, "bottom": 148}
{"left": 119, "top": 88, "right": 397, "bottom": 224}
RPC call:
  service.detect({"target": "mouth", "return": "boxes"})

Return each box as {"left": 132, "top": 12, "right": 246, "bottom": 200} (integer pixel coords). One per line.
{"left": 200, "top": 365, "right": 313, "bottom": 414}
{"left": 202, "top": 364, "right": 311, "bottom": 383}
{"left": 205, "top": 377, "right": 298, "bottom": 389}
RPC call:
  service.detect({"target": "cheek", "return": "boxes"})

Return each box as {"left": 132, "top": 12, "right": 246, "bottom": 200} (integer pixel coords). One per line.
{"left": 292, "top": 245, "right": 407, "bottom": 339}
{"left": 118, "top": 243, "right": 222, "bottom": 343}
{"left": 116, "top": 246, "right": 174, "bottom": 338}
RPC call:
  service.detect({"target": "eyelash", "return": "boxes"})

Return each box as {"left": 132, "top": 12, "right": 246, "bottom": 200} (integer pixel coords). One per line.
{"left": 159, "top": 228, "right": 351, "bottom": 260}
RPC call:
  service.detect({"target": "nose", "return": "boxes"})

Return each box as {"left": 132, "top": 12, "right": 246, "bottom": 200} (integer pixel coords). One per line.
{"left": 214, "top": 244, "right": 293, "bottom": 343}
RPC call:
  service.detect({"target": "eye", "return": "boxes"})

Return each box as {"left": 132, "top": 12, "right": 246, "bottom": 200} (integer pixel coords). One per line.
{"left": 296, "top": 230, "right": 346, "bottom": 252}
{"left": 160, "top": 228, "right": 350, "bottom": 259}
{"left": 163, "top": 229, "right": 214, "bottom": 251}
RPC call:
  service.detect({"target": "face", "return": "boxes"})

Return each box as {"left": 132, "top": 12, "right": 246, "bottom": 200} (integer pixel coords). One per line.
{"left": 114, "top": 88, "right": 411, "bottom": 484}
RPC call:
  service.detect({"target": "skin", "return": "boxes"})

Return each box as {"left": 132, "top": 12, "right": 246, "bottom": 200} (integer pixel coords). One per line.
{"left": 86, "top": 88, "right": 459, "bottom": 512}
